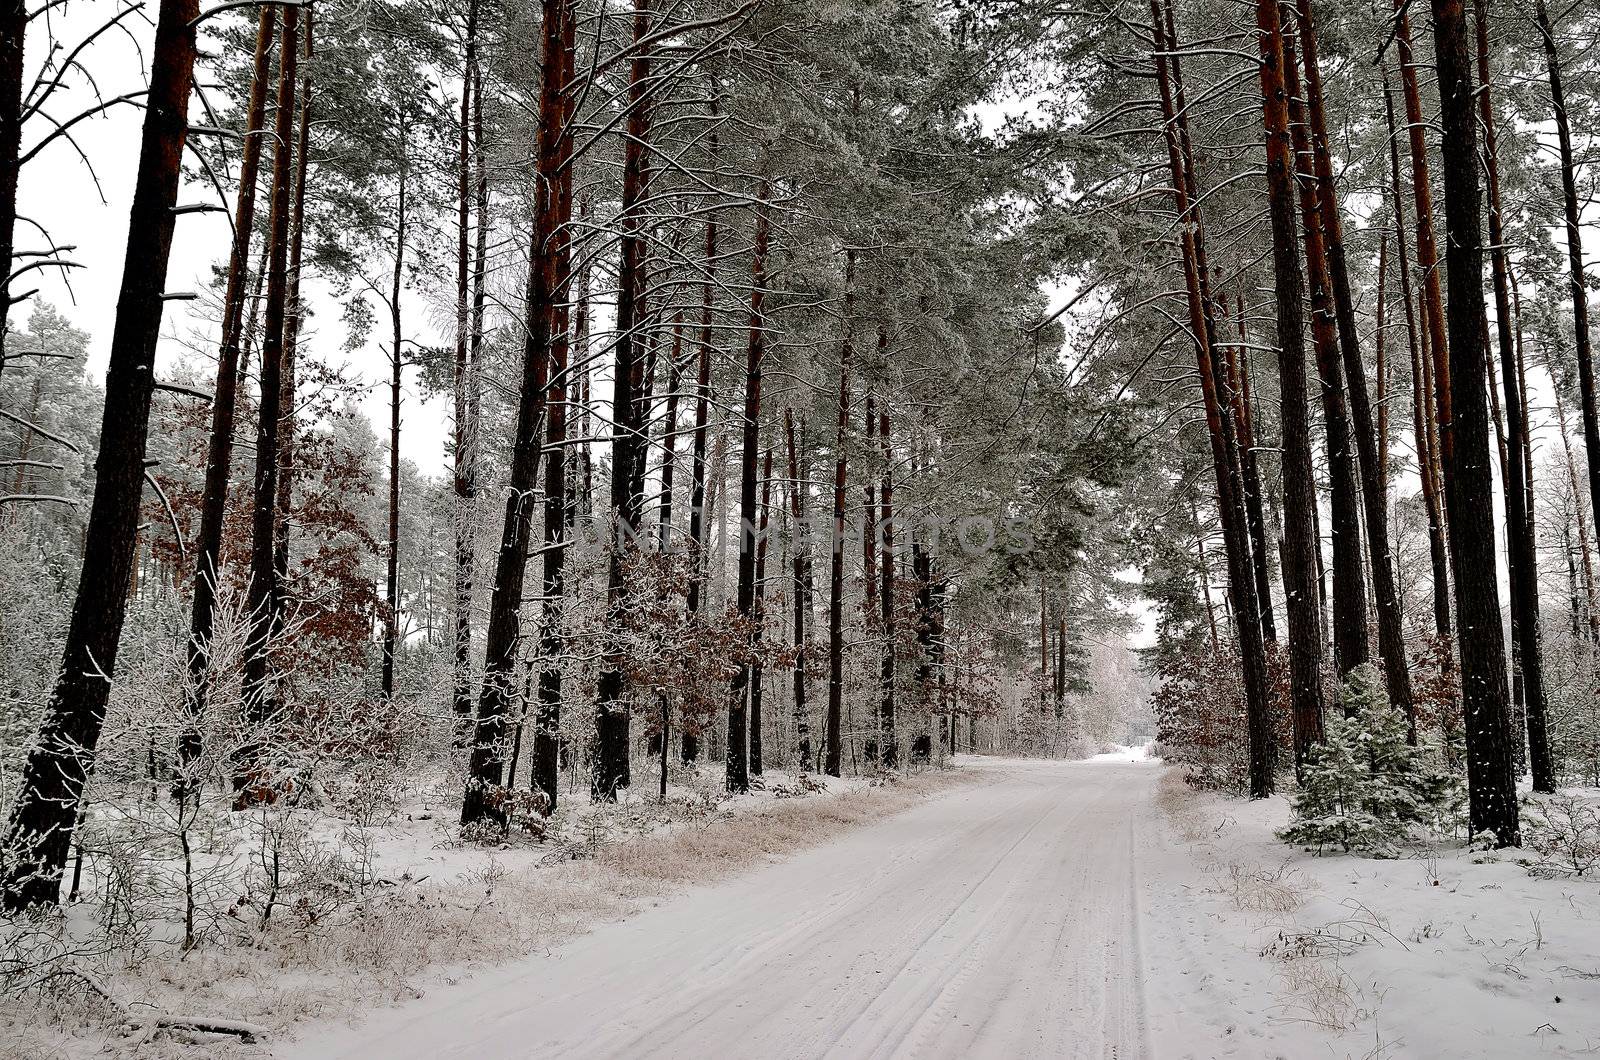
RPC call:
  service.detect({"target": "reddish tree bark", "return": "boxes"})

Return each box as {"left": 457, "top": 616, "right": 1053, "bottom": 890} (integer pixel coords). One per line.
{"left": 177, "top": 9, "right": 275, "bottom": 786}
{"left": 235, "top": 7, "right": 301, "bottom": 799}
{"left": 1219, "top": 296, "right": 1276, "bottom": 644}
{"left": 1383, "top": 74, "right": 1452, "bottom": 642}
{"left": 275, "top": 11, "right": 312, "bottom": 603}
{"left": 1157, "top": 0, "right": 1275, "bottom": 794}
{"left": 461, "top": 0, "right": 570, "bottom": 825}
{"left": 1283, "top": 23, "right": 1368, "bottom": 681}
{"left": 1192, "top": 497, "right": 1220, "bottom": 652}
{"left": 1395, "top": 4, "right": 1453, "bottom": 463}
{"left": 1292, "top": 0, "right": 1412, "bottom": 717}
{"left": 1251, "top": 0, "right": 1324, "bottom": 768}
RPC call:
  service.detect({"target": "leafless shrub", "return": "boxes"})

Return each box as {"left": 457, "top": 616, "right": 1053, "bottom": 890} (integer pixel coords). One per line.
{"left": 768, "top": 774, "right": 827, "bottom": 798}
{"left": 1263, "top": 902, "right": 1405, "bottom": 962}
{"left": 1272, "top": 954, "right": 1362, "bottom": 1032}
{"left": 1522, "top": 794, "right": 1600, "bottom": 878}
{"left": 1219, "top": 861, "right": 1304, "bottom": 913}
{"left": 0, "top": 915, "right": 115, "bottom": 1006}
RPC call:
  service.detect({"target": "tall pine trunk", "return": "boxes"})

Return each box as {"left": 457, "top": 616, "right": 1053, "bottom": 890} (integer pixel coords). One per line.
{"left": 1478, "top": 0, "right": 1551, "bottom": 789}
{"left": 656, "top": 319, "right": 685, "bottom": 543}
{"left": 1283, "top": 24, "right": 1368, "bottom": 680}
{"left": 1220, "top": 305, "right": 1277, "bottom": 644}
{"left": 235, "top": 8, "right": 301, "bottom": 800}
{"left": 825, "top": 250, "right": 855, "bottom": 778}
{"left": 0, "top": 0, "right": 25, "bottom": 388}
{"left": 1384, "top": 75, "right": 1452, "bottom": 642}
{"left": 1536, "top": 0, "right": 1600, "bottom": 555}
{"left": 785, "top": 408, "right": 812, "bottom": 769}
{"left": 1253, "top": 0, "right": 1324, "bottom": 768}
{"left": 1156, "top": 0, "right": 1275, "bottom": 795}
{"left": 1293, "top": 0, "right": 1411, "bottom": 716}
{"left": 594, "top": 0, "right": 655, "bottom": 801}
{"left": 727, "top": 184, "right": 770, "bottom": 794}
{"left": 533, "top": 9, "right": 576, "bottom": 811}
{"left": 1552, "top": 365, "right": 1600, "bottom": 638}
{"left": 1375, "top": 241, "right": 1390, "bottom": 501}
{"left": 682, "top": 197, "right": 718, "bottom": 765}
{"left": 460, "top": 0, "right": 568, "bottom": 826}
{"left": 1396, "top": 6, "right": 1453, "bottom": 471}
{"left": 177, "top": 9, "right": 275, "bottom": 786}
{"left": 862, "top": 392, "right": 879, "bottom": 624}
{"left": 749, "top": 447, "right": 773, "bottom": 776}
{"left": 275, "top": 12, "right": 311, "bottom": 610}
{"left": 1193, "top": 498, "right": 1221, "bottom": 651}
{"left": 1430, "top": 0, "right": 1519, "bottom": 846}
{"left": 878, "top": 397, "right": 898, "bottom": 768}
{"left": 1, "top": 0, "right": 199, "bottom": 909}
{"left": 380, "top": 138, "right": 407, "bottom": 701}
{"left": 451, "top": 0, "right": 481, "bottom": 747}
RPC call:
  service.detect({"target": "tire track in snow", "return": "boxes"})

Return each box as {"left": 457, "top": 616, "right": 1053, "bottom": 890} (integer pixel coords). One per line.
{"left": 288, "top": 758, "right": 1160, "bottom": 1060}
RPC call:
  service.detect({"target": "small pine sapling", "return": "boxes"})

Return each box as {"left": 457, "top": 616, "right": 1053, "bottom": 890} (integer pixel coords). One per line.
{"left": 1280, "top": 664, "right": 1461, "bottom": 854}
{"left": 1279, "top": 709, "right": 1384, "bottom": 853}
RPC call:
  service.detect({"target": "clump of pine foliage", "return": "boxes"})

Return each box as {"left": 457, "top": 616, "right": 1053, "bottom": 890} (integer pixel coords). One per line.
{"left": 1279, "top": 665, "right": 1463, "bottom": 855}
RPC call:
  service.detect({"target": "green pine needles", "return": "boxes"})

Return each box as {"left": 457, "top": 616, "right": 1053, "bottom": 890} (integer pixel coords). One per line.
{"left": 1280, "top": 664, "right": 1464, "bottom": 855}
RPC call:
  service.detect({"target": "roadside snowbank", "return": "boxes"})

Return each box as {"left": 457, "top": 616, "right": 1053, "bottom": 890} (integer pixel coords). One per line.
{"left": 1148, "top": 769, "right": 1600, "bottom": 1057}
{"left": 0, "top": 766, "right": 967, "bottom": 1059}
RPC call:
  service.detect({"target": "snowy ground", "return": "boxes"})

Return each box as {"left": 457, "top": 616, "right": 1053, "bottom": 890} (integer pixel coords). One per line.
{"left": 15, "top": 756, "right": 1600, "bottom": 1058}
{"left": 0, "top": 766, "right": 962, "bottom": 1059}
{"left": 1147, "top": 772, "right": 1600, "bottom": 1058}
{"left": 289, "top": 756, "right": 1155, "bottom": 1060}
{"left": 284, "top": 756, "right": 1600, "bottom": 1060}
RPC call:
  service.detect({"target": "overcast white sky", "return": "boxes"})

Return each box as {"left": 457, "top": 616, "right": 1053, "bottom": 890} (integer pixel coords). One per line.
{"left": 17, "top": 5, "right": 455, "bottom": 474}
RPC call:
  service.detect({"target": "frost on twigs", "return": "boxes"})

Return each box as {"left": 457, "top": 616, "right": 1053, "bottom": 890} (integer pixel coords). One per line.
{"left": 1151, "top": 641, "right": 1290, "bottom": 795}
{"left": 0, "top": 914, "right": 117, "bottom": 1012}
{"left": 768, "top": 774, "right": 827, "bottom": 798}
{"left": 456, "top": 785, "right": 550, "bottom": 847}
{"left": 1, "top": 916, "right": 266, "bottom": 1045}
{"left": 1521, "top": 794, "right": 1600, "bottom": 878}
{"left": 1279, "top": 663, "right": 1464, "bottom": 856}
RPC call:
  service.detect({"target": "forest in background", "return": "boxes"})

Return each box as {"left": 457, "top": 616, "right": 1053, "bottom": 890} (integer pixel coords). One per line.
{"left": 0, "top": 0, "right": 1156, "bottom": 929}
{"left": 2, "top": 0, "right": 1600, "bottom": 1027}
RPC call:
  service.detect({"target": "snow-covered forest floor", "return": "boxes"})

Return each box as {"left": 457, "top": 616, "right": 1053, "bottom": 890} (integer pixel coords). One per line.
{"left": 1150, "top": 770, "right": 1600, "bottom": 1057}
{"left": 0, "top": 764, "right": 969, "bottom": 1059}
{"left": 12, "top": 754, "right": 1600, "bottom": 1059}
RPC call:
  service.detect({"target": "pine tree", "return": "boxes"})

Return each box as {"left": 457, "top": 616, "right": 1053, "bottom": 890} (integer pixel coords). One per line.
{"left": 1282, "top": 664, "right": 1463, "bottom": 854}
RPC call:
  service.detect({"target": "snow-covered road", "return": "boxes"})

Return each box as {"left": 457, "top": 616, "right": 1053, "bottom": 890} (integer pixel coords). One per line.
{"left": 290, "top": 757, "right": 1159, "bottom": 1060}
